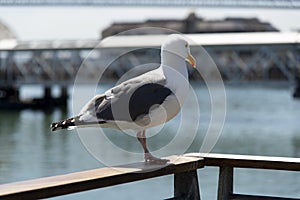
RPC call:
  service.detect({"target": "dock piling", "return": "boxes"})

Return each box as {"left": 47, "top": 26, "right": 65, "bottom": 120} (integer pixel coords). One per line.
{"left": 174, "top": 170, "right": 200, "bottom": 200}
{"left": 217, "top": 166, "right": 233, "bottom": 200}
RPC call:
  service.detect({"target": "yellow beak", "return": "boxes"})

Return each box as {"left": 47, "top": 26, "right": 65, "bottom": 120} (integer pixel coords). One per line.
{"left": 186, "top": 53, "right": 196, "bottom": 68}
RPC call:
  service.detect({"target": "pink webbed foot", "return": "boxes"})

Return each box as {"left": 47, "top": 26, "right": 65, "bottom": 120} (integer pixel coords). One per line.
{"left": 144, "top": 153, "right": 169, "bottom": 164}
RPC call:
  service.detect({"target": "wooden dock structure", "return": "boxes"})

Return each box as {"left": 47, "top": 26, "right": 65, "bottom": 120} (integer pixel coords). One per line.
{"left": 1, "top": 32, "right": 300, "bottom": 85}
{"left": 1, "top": 32, "right": 300, "bottom": 109}
{"left": 0, "top": 153, "right": 299, "bottom": 200}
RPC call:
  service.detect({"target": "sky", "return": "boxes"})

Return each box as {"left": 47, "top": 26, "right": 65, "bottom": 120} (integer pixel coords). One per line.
{"left": 0, "top": 6, "right": 299, "bottom": 40}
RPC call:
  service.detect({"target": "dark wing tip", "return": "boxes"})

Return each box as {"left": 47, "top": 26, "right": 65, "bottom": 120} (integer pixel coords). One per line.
{"left": 50, "top": 122, "right": 59, "bottom": 131}
{"left": 50, "top": 117, "right": 78, "bottom": 131}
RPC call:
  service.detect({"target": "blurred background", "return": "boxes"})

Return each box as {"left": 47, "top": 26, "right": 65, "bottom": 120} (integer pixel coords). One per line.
{"left": 0, "top": 1, "right": 300, "bottom": 199}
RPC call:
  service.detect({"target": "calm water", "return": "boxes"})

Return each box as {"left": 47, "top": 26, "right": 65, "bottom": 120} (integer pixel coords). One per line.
{"left": 0, "top": 83, "right": 300, "bottom": 199}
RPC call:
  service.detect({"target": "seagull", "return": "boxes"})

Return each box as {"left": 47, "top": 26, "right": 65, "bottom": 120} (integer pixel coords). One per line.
{"left": 51, "top": 34, "right": 196, "bottom": 164}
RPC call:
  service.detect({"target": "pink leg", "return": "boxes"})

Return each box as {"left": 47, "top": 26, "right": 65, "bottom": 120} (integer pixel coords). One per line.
{"left": 137, "top": 130, "right": 168, "bottom": 164}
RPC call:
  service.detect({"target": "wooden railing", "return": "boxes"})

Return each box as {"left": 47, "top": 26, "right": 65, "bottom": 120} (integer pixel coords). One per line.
{"left": 193, "top": 153, "right": 300, "bottom": 200}
{"left": 0, "top": 153, "right": 300, "bottom": 200}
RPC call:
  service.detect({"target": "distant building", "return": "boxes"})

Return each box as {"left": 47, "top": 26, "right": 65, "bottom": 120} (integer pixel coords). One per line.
{"left": 101, "top": 12, "right": 278, "bottom": 38}
{"left": 0, "top": 20, "right": 16, "bottom": 40}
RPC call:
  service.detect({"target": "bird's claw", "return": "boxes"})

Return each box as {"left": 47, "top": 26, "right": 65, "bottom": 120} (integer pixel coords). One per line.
{"left": 144, "top": 153, "right": 169, "bottom": 164}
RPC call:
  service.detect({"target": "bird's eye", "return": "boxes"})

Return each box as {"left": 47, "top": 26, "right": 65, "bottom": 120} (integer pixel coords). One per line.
{"left": 185, "top": 43, "right": 188, "bottom": 48}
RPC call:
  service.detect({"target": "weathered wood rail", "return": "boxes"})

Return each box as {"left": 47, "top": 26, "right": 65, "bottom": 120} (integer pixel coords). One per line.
{"left": 0, "top": 153, "right": 300, "bottom": 200}
{"left": 193, "top": 153, "right": 300, "bottom": 200}
{"left": 0, "top": 155, "right": 203, "bottom": 200}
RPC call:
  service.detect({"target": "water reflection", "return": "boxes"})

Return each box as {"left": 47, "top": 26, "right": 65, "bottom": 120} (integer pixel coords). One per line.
{"left": 0, "top": 84, "right": 300, "bottom": 199}
{"left": 0, "top": 110, "right": 21, "bottom": 183}
{"left": 1, "top": 109, "right": 96, "bottom": 181}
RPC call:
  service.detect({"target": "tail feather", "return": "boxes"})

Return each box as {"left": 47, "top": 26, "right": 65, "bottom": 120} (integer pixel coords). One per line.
{"left": 51, "top": 116, "right": 79, "bottom": 131}
{"left": 51, "top": 116, "right": 108, "bottom": 131}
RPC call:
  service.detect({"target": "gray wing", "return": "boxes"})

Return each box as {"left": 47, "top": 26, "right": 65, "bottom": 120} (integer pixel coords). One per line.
{"left": 51, "top": 69, "right": 173, "bottom": 131}
{"left": 78, "top": 70, "right": 170, "bottom": 124}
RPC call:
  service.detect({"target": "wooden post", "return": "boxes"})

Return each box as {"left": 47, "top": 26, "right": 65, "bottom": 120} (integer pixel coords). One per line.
{"left": 217, "top": 166, "right": 233, "bottom": 200}
{"left": 59, "top": 86, "right": 68, "bottom": 106}
{"left": 174, "top": 170, "right": 200, "bottom": 200}
{"left": 44, "top": 86, "right": 52, "bottom": 99}
{"left": 60, "top": 87, "right": 68, "bottom": 99}
{"left": 293, "top": 76, "right": 300, "bottom": 98}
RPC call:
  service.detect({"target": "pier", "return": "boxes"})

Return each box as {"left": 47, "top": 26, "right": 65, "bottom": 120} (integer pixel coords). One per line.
{"left": 0, "top": 153, "right": 299, "bottom": 200}
{"left": 0, "top": 32, "right": 300, "bottom": 109}
{"left": 0, "top": 39, "right": 97, "bottom": 109}
{"left": 1, "top": 33, "right": 299, "bottom": 84}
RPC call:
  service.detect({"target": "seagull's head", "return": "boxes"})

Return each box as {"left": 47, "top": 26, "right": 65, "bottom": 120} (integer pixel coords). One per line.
{"left": 162, "top": 34, "right": 196, "bottom": 68}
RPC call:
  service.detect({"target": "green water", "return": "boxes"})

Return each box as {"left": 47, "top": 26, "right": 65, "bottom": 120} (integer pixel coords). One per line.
{"left": 0, "top": 83, "right": 300, "bottom": 199}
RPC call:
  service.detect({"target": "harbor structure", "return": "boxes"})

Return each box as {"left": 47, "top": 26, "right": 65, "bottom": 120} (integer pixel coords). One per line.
{"left": 0, "top": 20, "right": 299, "bottom": 109}
{"left": 102, "top": 13, "right": 278, "bottom": 38}
{"left": 0, "top": 20, "right": 69, "bottom": 109}
{"left": 1, "top": 33, "right": 299, "bottom": 83}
